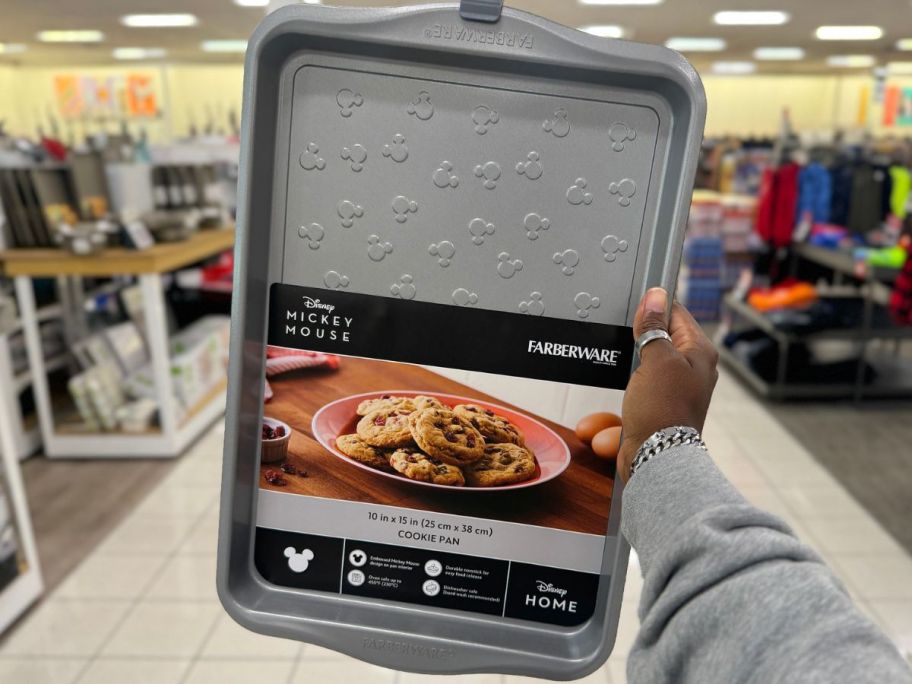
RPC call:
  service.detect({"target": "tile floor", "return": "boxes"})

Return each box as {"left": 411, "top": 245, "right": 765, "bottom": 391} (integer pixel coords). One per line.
{"left": 1, "top": 368, "right": 910, "bottom": 682}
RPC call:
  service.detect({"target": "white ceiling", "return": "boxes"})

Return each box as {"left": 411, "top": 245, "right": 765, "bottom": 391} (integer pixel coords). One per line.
{"left": 1, "top": 0, "right": 912, "bottom": 74}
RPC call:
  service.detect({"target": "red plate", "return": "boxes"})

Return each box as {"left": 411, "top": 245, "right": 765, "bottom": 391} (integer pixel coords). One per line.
{"left": 311, "top": 391, "right": 572, "bottom": 491}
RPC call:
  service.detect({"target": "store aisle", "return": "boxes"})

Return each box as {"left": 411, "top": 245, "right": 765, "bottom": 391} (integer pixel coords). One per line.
{"left": 0, "top": 369, "right": 909, "bottom": 683}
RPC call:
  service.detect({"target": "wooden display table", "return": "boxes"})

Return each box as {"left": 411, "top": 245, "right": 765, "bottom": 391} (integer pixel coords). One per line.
{"left": 0, "top": 229, "right": 234, "bottom": 459}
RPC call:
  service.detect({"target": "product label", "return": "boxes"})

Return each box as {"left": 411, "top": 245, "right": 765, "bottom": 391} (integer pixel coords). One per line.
{"left": 254, "top": 283, "right": 629, "bottom": 627}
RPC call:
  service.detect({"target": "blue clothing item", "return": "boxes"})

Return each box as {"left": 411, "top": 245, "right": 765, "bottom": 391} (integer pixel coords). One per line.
{"left": 796, "top": 162, "right": 832, "bottom": 224}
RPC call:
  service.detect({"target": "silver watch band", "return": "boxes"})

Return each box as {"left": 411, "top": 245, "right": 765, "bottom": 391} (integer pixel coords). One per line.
{"left": 629, "top": 426, "right": 706, "bottom": 478}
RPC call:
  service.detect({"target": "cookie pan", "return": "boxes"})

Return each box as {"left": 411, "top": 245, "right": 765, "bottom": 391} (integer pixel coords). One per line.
{"left": 218, "top": 1, "right": 705, "bottom": 679}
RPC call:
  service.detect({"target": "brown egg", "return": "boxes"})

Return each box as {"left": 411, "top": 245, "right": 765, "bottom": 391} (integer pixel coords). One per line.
{"left": 575, "top": 412, "right": 623, "bottom": 444}
{"left": 591, "top": 426, "right": 623, "bottom": 460}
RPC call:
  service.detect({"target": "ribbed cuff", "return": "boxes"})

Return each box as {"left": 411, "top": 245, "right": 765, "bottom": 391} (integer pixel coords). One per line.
{"left": 621, "top": 445, "right": 747, "bottom": 574}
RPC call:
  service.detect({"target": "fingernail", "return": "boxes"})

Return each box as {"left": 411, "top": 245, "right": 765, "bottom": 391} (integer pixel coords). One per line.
{"left": 644, "top": 288, "right": 667, "bottom": 314}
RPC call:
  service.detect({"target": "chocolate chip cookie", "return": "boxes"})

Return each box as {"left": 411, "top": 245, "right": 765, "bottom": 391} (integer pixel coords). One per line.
{"left": 356, "top": 395, "right": 416, "bottom": 416}
{"left": 390, "top": 448, "right": 465, "bottom": 486}
{"left": 335, "top": 434, "right": 394, "bottom": 472}
{"left": 408, "top": 407, "right": 485, "bottom": 465}
{"left": 453, "top": 404, "right": 525, "bottom": 446}
{"left": 464, "top": 443, "right": 536, "bottom": 487}
{"left": 356, "top": 407, "right": 415, "bottom": 448}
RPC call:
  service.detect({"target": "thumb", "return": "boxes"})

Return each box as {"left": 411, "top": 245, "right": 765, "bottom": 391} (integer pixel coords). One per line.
{"left": 633, "top": 288, "right": 673, "bottom": 359}
{"left": 634, "top": 287, "right": 670, "bottom": 337}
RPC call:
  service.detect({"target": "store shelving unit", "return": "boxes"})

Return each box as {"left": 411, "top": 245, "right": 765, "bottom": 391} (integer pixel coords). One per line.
{"left": 720, "top": 244, "right": 912, "bottom": 402}
{"left": 0, "top": 320, "right": 43, "bottom": 632}
{"left": 0, "top": 229, "right": 234, "bottom": 458}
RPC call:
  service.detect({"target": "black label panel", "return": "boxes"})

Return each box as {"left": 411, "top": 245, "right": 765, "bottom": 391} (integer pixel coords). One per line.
{"left": 254, "top": 527, "right": 602, "bottom": 627}
{"left": 503, "top": 561, "right": 601, "bottom": 627}
{"left": 267, "top": 284, "right": 634, "bottom": 390}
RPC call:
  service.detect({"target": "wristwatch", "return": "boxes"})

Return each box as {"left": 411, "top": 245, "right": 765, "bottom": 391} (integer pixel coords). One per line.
{"left": 629, "top": 426, "right": 707, "bottom": 478}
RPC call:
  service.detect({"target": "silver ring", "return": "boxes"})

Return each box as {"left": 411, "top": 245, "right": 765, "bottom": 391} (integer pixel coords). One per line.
{"left": 636, "top": 329, "right": 672, "bottom": 357}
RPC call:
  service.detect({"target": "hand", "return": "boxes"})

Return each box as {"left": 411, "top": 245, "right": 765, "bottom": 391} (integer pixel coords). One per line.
{"left": 618, "top": 288, "right": 718, "bottom": 481}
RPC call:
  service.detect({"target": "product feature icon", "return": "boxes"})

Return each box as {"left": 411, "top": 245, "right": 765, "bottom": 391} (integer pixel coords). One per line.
{"left": 422, "top": 579, "right": 441, "bottom": 597}
{"left": 348, "top": 549, "right": 368, "bottom": 567}
{"left": 284, "top": 546, "right": 315, "bottom": 574}
{"left": 424, "top": 559, "right": 443, "bottom": 577}
{"left": 347, "top": 569, "right": 366, "bottom": 586}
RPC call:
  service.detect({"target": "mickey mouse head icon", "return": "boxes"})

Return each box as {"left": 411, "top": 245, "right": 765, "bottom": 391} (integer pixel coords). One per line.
{"left": 284, "top": 547, "right": 314, "bottom": 574}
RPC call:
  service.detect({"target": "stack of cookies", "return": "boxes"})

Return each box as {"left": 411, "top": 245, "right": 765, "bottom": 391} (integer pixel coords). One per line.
{"left": 334, "top": 394, "right": 537, "bottom": 487}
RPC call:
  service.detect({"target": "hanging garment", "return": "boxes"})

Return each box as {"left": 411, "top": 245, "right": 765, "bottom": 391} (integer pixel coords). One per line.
{"left": 755, "top": 163, "right": 800, "bottom": 248}
{"left": 795, "top": 162, "right": 832, "bottom": 224}
{"left": 889, "top": 247, "right": 912, "bottom": 326}
{"left": 889, "top": 166, "right": 912, "bottom": 218}
{"left": 847, "top": 164, "right": 888, "bottom": 233}
{"left": 829, "top": 163, "right": 854, "bottom": 228}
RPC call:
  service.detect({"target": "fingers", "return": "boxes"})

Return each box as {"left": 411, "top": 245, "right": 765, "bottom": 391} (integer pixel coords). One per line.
{"left": 633, "top": 288, "right": 674, "bottom": 360}
{"left": 669, "top": 301, "right": 719, "bottom": 373}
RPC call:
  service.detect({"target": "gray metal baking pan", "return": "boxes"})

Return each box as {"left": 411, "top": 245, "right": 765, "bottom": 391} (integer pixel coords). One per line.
{"left": 218, "top": 1, "right": 705, "bottom": 679}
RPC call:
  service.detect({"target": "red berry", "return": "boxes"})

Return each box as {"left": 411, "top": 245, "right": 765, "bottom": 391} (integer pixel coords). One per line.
{"left": 264, "top": 469, "right": 287, "bottom": 486}
{"left": 274, "top": 426, "right": 286, "bottom": 437}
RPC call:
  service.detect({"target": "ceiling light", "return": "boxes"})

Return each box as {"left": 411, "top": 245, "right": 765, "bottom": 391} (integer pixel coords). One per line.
{"left": 887, "top": 61, "right": 912, "bottom": 74}
{"left": 815, "top": 26, "right": 883, "bottom": 41}
{"left": 580, "top": 25, "right": 625, "bottom": 38}
{"left": 826, "top": 55, "right": 876, "bottom": 68}
{"left": 201, "top": 40, "right": 248, "bottom": 53}
{"left": 113, "top": 47, "right": 166, "bottom": 60}
{"left": 665, "top": 37, "right": 726, "bottom": 52}
{"left": 578, "top": 0, "right": 662, "bottom": 4}
{"left": 37, "top": 30, "right": 104, "bottom": 43}
{"left": 0, "top": 43, "right": 26, "bottom": 54}
{"left": 234, "top": 0, "right": 269, "bottom": 5}
{"left": 897, "top": 38, "right": 912, "bottom": 51}
{"left": 712, "top": 61, "right": 756, "bottom": 75}
{"left": 121, "top": 14, "right": 198, "bottom": 28}
{"left": 713, "top": 11, "right": 789, "bottom": 26}
{"left": 754, "top": 47, "right": 805, "bottom": 60}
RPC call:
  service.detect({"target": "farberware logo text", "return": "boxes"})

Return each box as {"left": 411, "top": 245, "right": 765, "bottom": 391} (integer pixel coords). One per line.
{"left": 527, "top": 340, "right": 622, "bottom": 366}
{"left": 362, "top": 637, "right": 455, "bottom": 660}
{"left": 424, "top": 23, "right": 535, "bottom": 50}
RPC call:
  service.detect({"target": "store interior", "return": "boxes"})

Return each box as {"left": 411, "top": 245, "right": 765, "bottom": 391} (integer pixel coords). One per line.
{"left": 0, "top": 0, "right": 911, "bottom": 682}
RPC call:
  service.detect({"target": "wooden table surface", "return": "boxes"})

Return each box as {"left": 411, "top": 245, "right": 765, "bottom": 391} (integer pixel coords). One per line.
{"left": 0, "top": 228, "right": 234, "bottom": 277}
{"left": 260, "top": 357, "right": 615, "bottom": 536}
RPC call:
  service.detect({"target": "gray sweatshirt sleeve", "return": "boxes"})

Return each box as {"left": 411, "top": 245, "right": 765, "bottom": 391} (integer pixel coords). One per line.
{"left": 621, "top": 445, "right": 912, "bottom": 684}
